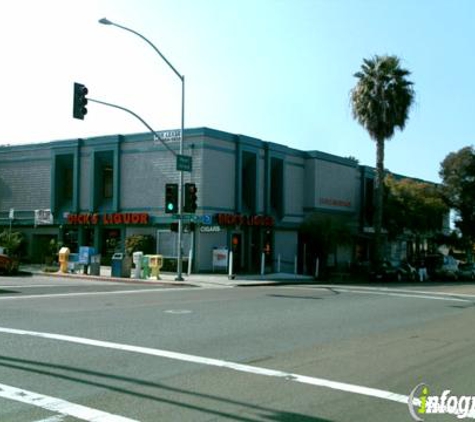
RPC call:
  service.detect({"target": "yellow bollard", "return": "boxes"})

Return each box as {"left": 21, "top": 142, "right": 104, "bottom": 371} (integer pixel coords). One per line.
{"left": 58, "top": 247, "right": 70, "bottom": 273}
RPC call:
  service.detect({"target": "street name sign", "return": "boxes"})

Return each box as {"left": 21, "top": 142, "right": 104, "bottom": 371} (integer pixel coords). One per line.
{"left": 176, "top": 154, "right": 192, "bottom": 172}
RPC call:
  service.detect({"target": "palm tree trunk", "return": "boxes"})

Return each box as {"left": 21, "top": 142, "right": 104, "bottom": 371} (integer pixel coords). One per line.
{"left": 374, "top": 138, "right": 385, "bottom": 264}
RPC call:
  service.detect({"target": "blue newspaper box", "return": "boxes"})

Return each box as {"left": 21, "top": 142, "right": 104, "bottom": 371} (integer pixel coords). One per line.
{"left": 79, "top": 246, "right": 96, "bottom": 275}
{"left": 67, "top": 253, "right": 80, "bottom": 273}
{"left": 79, "top": 247, "right": 96, "bottom": 265}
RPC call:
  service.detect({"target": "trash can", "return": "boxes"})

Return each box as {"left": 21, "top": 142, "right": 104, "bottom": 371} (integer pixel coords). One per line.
{"left": 90, "top": 254, "right": 101, "bottom": 276}
{"left": 111, "top": 253, "right": 129, "bottom": 278}
{"left": 58, "top": 247, "right": 70, "bottom": 273}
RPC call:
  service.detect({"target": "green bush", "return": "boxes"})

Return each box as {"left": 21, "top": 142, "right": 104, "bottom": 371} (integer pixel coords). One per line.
{"left": 0, "top": 230, "right": 25, "bottom": 257}
{"left": 125, "top": 235, "right": 155, "bottom": 257}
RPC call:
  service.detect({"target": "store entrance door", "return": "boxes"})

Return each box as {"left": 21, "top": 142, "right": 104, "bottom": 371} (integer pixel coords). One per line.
{"left": 101, "top": 228, "right": 121, "bottom": 265}
{"left": 248, "top": 227, "right": 262, "bottom": 273}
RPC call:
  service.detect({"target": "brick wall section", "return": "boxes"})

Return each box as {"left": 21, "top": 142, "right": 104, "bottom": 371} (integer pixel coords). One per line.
{"left": 0, "top": 147, "right": 52, "bottom": 210}
{"left": 120, "top": 134, "right": 203, "bottom": 215}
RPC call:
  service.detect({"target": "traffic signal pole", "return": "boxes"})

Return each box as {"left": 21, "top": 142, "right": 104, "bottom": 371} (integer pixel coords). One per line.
{"left": 176, "top": 77, "right": 185, "bottom": 281}
{"left": 98, "top": 18, "right": 186, "bottom": 282}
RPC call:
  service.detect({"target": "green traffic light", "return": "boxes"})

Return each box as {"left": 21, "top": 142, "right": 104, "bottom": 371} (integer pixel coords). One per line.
{"left": 165, "top": 183, "right": 178, "bottom": 214}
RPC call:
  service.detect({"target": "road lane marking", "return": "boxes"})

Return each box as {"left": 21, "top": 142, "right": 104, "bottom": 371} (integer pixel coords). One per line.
{"left": 336, "top": 288, "right": 473, "bottom": 302}
{"left": 0, "top": 286, "right": 204, "bottom": 301}
{"left": 164, "top": 309, "right": 193, "bottom": 314}
{"left": 0, "top": 285, "right": 79, "bottom": 288}
{"left": 0, "top": 382, "right": 138, "bottom": 422}
{"left": 278, "top": 285, "right": 475, "bottom": 302}
{"left": 0, "top": 326, "right": 409, "bottom": 406}
{"left": 34, "top": 415, "right": 66, "bottom": 422}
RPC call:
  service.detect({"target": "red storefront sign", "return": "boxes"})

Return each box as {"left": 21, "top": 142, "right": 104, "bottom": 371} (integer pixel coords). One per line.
{"left": 67, "top": 213, "right": 149, "bottom": 225}
{"left": 216, "top": 213, "right": 274, "bottom": 227}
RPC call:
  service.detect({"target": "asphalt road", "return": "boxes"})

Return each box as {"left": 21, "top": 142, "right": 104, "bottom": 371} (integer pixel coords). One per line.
{"left": 0, "top": 274, "right": 474, "bottom": 421}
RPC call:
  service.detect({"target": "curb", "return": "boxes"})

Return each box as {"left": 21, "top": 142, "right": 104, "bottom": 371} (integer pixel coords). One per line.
{"left": 35, "top": 270, "right": 197, "bottom": 287}
{"left": 22, "top": 268, "right": 316, "bottom": 288}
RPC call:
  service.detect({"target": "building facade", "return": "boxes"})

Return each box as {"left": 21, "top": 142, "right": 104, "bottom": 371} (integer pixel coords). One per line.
{"left": 0, "top": 127, "right": 424, "bottom": 273}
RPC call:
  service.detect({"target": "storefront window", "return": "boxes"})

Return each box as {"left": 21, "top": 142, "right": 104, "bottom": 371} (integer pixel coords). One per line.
{"left": 63, "top": 229, "right": 78, "bottom": 253}
{"left": 103, "top": 165, "right": 113, "bottom": 199}
{"left": 93, "top": 151, "right": 115, "bottom": 209}
{"left": 53, "top": 153, "right": 75, "bottom": 211}
{"left": 63, "top": 167, "right": 73, "bottom": 200}
{"left": 241, "top": 151, "right": 257, "bottom": 212}
{"left": 270, "top": 158, "right": 284, "bottom": 218}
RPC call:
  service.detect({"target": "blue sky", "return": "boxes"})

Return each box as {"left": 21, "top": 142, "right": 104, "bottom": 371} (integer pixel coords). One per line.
{"left": 0, "top": 0, "right": 474, "bottom": 183}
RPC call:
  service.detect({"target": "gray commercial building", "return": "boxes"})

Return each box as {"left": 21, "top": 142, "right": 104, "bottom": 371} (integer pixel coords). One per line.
{"left": 0, "top": 127, "right": 420, "bottom": 273}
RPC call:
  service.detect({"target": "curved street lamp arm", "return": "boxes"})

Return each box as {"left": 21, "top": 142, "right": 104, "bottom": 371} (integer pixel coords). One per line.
{"left": 99, "top": 18, "right": 183, "bottom": 81}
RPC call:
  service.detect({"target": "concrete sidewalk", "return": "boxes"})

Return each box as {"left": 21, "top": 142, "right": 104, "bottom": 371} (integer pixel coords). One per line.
{"left": 19, "top": 264, "right": 315, "bottom": 288}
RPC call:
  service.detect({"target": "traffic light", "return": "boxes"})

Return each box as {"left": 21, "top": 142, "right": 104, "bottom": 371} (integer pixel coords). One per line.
{"left": 73, "top": 82, "right": 88, "bottom": 120}
{"left": 165, "top": 183, "right": 178, "bottom": 214}
{"left": 184, "top": 183, "right": 198, "bottom": 213}
{"left": 232, "top": 233, "right": 240, "bottom": 252}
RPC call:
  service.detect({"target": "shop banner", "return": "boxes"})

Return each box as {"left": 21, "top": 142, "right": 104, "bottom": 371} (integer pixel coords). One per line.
{"left": 35, "top": 209, "right": 53, "bottom": 226}
{"left": 212, "top": 248, "right": 228, "bottom": 271}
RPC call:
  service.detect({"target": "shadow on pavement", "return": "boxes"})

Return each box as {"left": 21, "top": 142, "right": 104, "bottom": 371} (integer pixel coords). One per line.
{"left": 0, "top": 355, "right": 333, "bottom": 421}
{"left": 267, "top": 294, "right": 323, "bottom": 300}
{"left": 0, "top": 289, "right": 19, "bottom": 295}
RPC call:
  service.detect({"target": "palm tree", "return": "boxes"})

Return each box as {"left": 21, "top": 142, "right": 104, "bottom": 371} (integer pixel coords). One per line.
{"left": 351, "top": 55, "right": 415, "bottom": 264}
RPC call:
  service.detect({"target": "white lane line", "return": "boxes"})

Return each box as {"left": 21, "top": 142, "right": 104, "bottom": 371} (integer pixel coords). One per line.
{"left": 0, "top": 382, "right": 138, "bottom": 422}
{"left": 0, "top": 286, "right": 203, "bottom": 301}
{"left": 34, "top": 415, "right": 66, "bottom": 422}
{"left": 0, "top": 283, "right": 126, "bottom": 288}
{"left": 0, "top": 326, "right": 409, "bottom": 406}
{"left": 336, "top": 288, "right": 473, "bottom": 302}
{"left": 163, "top": 309, "right": 193, "bottom": 314}
{"left": 279, "top": 285, "right": 475, "bottom": 302}
{"left": 0, "top": 285, "right": 79, "bottom": 288}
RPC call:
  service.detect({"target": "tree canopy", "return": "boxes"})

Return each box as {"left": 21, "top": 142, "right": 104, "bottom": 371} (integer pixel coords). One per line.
{"left": 384, "top": 175, "right": 448, "bottom": 239}
{"left": 351, "top": 55, "right": 414, "bottom": 142}
{"left": 439, "top": 146, "right": 475, "bottom": 254}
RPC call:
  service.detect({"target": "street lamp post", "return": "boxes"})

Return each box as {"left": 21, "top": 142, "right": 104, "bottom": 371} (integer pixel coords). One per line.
{"left": 99, "top": 18, "right": 185, "bottom": 281}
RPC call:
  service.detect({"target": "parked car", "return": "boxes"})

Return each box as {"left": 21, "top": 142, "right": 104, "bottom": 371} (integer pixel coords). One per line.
{"left": 370, "top": 261, "right": 417, "bottom": 282}
{"left": 431, "top": 255, "right": 459, "bottom": 280}
{"left": 399, "top": 261, "right": 418, "bottom": 281}
{"left": 0, "top": 247, "right": 19, "bottom": 275}
{"left": 457, "top": 263, "right": 475, "bottom": 280}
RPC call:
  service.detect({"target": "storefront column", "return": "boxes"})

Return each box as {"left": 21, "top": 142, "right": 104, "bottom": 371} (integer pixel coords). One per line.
{"left": 93, "top": 227, "right": 101, "bottom": 256}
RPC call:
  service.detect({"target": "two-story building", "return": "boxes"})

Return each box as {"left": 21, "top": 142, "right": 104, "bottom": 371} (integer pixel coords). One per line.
{"left": 0, "top": 127, "right": 428, "bottom": 273}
